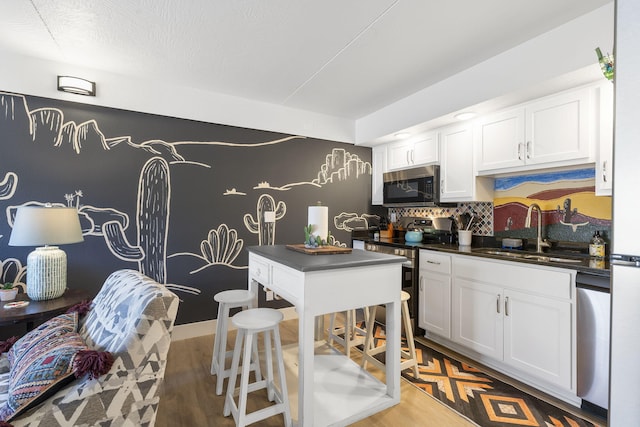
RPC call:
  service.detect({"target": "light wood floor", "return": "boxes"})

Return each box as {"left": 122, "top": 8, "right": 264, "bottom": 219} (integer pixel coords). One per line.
{"left": 156, "top": 317, "right": 474, "bottom": 427}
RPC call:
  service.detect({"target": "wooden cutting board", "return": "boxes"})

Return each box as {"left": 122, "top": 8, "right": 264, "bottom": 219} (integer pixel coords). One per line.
{"left": 286, "top": 244, "right": 352, "bottom": 255}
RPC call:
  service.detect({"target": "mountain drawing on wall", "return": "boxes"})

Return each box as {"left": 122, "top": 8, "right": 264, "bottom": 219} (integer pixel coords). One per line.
{"left": 2, "top": 92, "right": 372, "bottom": 180}
{"left": 252, "top": 148, "right": 372, "bottom": 192}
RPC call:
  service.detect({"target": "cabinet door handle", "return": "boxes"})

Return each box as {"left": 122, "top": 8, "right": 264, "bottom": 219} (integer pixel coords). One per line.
{"left": 603, "top": 160, "right": 608, "bottom": 183}
{"left": 526, "top": 141, "right": 531, "bottom": 159}
{"left": 419, "top": 276, "right": 424, "bottom": 291}
{"left": 407, "top": 150, "right": 411, "bottom": 164}
{"left": 441, "top": 179, "right": 444, "bottom": 194}
{"left": 505, "top": 296, "right": 510, "bottom": 316}
{"left": 411, "top": 149, "right": 415, "bottom": 164}
{"left": 517, "top": 143, "right": 522, "bottom": 160}
{"left": 426, "top": 260, "right": 441, "bottom": 265}
{"left": 497, "top": 294, "right": 501, "bottom": 314}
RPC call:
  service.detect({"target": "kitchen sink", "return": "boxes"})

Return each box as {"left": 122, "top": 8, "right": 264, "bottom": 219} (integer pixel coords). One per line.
{"left": 471, "top": 248, "right": 584, "bottom": 264}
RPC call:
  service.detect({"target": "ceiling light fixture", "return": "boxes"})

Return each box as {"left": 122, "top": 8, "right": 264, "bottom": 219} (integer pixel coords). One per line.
{"left": 454, "top": 112, "right": 477, "bottom": 121}
{"left": 394, "top": 132, "right": 410, "bottom": 139}
{"left": 57, "top": 76, "right": 96, "bottom": 96}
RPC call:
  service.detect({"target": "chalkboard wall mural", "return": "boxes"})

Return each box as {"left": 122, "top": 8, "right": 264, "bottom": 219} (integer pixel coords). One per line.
{"left": 0, "top": 91, "right": 373, "bottom": 325}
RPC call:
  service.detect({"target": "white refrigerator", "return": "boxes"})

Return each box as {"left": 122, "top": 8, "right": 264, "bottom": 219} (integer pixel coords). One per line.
{"left": 609, "top": 0, "right": 640, "bottom": 425}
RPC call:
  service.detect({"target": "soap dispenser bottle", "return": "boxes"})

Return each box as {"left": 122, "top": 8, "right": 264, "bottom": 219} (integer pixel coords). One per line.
{"left": 589, "top": 231, "right": 606, "bottom": 258}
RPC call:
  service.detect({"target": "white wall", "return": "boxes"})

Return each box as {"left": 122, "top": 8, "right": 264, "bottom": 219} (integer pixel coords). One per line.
{"left": 0, "top": 49, "right": 355, "bottom": 144}
{"left": 355, "top": 3, "right": 615, "bottom": 145}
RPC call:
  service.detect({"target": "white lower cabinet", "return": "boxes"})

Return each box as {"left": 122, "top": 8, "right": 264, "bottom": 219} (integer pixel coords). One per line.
{"left": 447, "top": 255, "right": 576, "bottom": 400}
{"left": 452, "top": 277, "right": 503, "bottom": 359}
{"left": 418, "top": 250, "right": 451, "bottom": 338}
{"left": 502, "top": 287, "right": 572, "bottom": 389}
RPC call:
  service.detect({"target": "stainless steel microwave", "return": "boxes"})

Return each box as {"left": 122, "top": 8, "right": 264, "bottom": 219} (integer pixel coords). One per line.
{"left": 382, "top": 165, "right": 441, "bottom": 207}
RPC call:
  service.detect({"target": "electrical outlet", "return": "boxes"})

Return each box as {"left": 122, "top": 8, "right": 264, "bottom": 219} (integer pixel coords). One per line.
{"left": 266, "top": 289, "right": 274, "bottom": 301}
{"left": 264, "top": 211, "right": 276, "bottom": 222}
{"left": 390, "top": 212, "right": 397, "bottom": 222}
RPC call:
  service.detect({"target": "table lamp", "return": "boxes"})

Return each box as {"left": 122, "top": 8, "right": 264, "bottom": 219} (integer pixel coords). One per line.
{"left": 9, "top": 206, "right": 84, "bottom": 300}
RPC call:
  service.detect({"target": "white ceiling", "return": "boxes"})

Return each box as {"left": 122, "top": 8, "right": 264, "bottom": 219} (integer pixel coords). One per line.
{"left": 0, "top": 0, "right": 612, "bottom": 122}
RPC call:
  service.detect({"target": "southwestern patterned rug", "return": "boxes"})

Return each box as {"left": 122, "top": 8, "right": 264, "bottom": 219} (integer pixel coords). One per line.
{"left": 366, "top": 330, "right": 605, "bottom": 427}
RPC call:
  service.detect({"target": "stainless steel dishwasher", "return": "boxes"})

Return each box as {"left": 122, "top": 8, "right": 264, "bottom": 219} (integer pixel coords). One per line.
{"left": 576, "top": 272, "right": 610, "bottom": 416}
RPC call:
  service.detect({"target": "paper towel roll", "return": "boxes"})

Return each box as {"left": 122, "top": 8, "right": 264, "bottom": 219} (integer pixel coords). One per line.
{"left": 308, "top": 205, "right": 328, "bottom": 240}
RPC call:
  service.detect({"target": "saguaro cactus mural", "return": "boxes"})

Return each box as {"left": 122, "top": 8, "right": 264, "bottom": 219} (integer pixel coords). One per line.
{"left": 103, "top": 157, "right": 171, "bottom": 283}
{"left": 244, "top": 194, "right": 286, "bottom": 245}
{"left": 0, "top": 172, "right": 17, "bottom": 200}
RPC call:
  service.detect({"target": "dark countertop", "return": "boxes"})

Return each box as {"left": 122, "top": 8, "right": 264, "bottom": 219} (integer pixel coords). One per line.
{"left": 247, "top": 245, "right": 406, "bottom": 272}
{"left": 355, "top": 237, "right": 611, "bottom": 278}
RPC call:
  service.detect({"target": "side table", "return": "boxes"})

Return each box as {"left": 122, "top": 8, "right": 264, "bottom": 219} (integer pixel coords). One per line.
{"left": 0, "top": 288, "right": 91, "bottom": 335}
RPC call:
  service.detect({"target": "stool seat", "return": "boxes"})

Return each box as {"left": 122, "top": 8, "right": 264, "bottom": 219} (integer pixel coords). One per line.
{"left": 232, "top": 307, "right": 284, "bottom": 331}
{"left": 211, "top": 289, "right": 260, "bottom": 396}
{"left": 224, "top": 308, "right": 291, "bottom": 427}
{"left": 215, "top": 289, "right": 255, "bottom": 305}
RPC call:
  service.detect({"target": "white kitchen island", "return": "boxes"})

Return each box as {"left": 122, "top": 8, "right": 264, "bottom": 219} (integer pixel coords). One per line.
{"left": 247, "top": 245, "right": 405, "bottom": 427}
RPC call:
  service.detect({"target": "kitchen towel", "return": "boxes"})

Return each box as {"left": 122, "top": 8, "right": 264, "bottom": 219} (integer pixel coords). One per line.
{"left": 308, "top": 205, "right": 328, "bottom": 240}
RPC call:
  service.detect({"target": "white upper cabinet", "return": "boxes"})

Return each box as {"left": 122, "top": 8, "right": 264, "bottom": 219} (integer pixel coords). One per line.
{"left": 475, "top": 108, "right": 526, "bottom": 171}
{"left": 387, "top": 132, "right": 439, "bottom": 170}
{"left": 441, "top": 122, "right": 493, "bottom": 202}
{"left": 525, "top": 87, "right": 591, "bottom": 164}
{"left": 371, "top": 145, "right": 387, "bottom": 205}
{"left": 596, "top": 82, "right": 613, "bottom": 196}
{"left": 476, "top": 85, "right": 595, "bottom": 174}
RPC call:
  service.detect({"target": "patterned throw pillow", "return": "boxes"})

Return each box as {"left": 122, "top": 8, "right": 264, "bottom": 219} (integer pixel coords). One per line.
{"left": 0, "top": 330, "right": 85, "bottom": 422}
{"left": 6, "top": 312, "right": 78, "bottom": 368}
{"left": 0, "top": 312, "right": 112, "bottom": 423}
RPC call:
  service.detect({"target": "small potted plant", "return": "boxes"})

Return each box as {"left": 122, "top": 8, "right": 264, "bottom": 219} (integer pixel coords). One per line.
{"left": 0, "top": 282, "right": 18, "bottom": 301}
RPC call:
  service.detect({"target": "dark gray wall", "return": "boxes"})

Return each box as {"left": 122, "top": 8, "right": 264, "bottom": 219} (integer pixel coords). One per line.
{"left": 0, "top": 91, "right": 373, "bottom": 326}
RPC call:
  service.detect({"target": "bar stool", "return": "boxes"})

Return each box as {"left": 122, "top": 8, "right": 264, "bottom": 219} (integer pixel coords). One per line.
{"left": 224, "top": 308, "right": 291, "bottom": 427}
{"left": 327, "top": 308, "right": 370, "bottom": 357}
{"left": 211, "top": 289, "right": 261, "bottom": 395}
{"left": 361, "top": 291, "right": 419, "bottom": 378}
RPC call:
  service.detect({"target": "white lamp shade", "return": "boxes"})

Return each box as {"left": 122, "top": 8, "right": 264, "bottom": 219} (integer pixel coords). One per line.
{"left": 9, "top": 206, "right": 84, "bottom": 246}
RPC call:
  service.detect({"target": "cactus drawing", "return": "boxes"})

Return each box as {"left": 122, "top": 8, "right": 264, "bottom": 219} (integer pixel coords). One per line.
{"left": 244, "top": 194, "right": 286, "bottom": 245}
{"left": 200, "top": 224, "right": 243, "bottom": 265}
{"left": 102, "top": 157, "right": 171, "bottom": 283}
{"left": 0, "top": 172, "right": 17, "bottom": 200}
{"left": 0, "top": 257, "right": 26, "bottom": 287}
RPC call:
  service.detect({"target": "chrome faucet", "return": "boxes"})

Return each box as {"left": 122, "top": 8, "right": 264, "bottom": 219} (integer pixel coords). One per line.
{"left": 525, "top": 203, "right": 550, "bottom": 253}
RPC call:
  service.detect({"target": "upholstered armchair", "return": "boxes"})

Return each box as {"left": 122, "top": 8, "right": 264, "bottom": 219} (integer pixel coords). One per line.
{"left": 0, "top": 269, "right": 179, "bottom": 426}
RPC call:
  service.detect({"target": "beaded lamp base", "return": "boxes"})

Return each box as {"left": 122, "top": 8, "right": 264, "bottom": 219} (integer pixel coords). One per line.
{"left": 26, "top": 246, "right": 67, "bottom": 301}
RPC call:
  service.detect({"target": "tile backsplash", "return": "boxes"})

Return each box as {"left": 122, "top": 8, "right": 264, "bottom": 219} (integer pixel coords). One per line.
{"left": 388, "top": 202, "right": 494, "bottom": 235}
